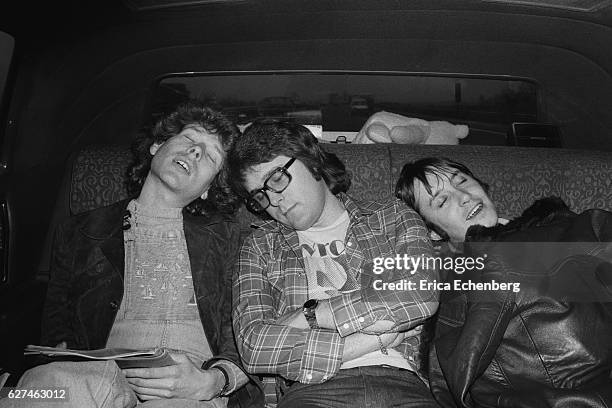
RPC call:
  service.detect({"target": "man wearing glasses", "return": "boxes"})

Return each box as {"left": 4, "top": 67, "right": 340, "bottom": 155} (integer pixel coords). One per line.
{"left": 228, "top": 121, "right": 439, "bottom": 408}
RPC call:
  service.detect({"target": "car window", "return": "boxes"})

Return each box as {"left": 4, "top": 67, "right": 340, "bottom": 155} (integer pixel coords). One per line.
{"left": 150, "top": 71, "right": 541, "bottom": 146}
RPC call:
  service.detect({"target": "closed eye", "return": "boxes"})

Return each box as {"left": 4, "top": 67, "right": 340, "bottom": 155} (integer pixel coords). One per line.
{"left": 269, "top": 171, "right": 284, "bottom": 183}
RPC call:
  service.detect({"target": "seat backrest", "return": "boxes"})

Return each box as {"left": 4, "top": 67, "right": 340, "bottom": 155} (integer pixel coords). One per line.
{"left": 69, "top": 145, "right": 132, "bottom": 215}
{"left": 65, "top": 144, "right": 397, "bottom": 234}
{"left": 66, "top": 142, "right": 612, "bottom": 232}
{"left": 386, "top": 144, "right": 612, "bottom": 217}
{"left": 39, "top": 142, "right": 612, "bottom": 276}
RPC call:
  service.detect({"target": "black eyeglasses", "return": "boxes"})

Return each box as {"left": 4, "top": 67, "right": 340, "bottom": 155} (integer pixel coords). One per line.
{"left": 246, "top": 158, "right": 296, "bottom": 213}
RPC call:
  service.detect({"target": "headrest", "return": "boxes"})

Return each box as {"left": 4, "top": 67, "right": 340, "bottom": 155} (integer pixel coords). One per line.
{"left": 70, "top": 145, "right": 132, "bottom": 215}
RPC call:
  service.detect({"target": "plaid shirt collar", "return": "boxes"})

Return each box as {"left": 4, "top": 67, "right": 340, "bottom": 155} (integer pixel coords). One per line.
{"left": 249, "top": 193, "right": 374, "bottom": 234}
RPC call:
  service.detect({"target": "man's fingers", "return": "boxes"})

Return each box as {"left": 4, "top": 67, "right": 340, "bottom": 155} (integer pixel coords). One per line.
{"left": 123, "top": 365, "right": 177, "bottom": 379}
{"left": 409, "top": 324, "right": 423, "bottom": 333}
{"left": 55, "top": 341, "right": 67, "bottom": 349}
{"left": 403, "top": 325, "right": 423, "bottom": 338}
{"left": 129, "top": 385, "right": 169, "bottom": 399}
{"left": 388, "top": 332, "right": 405, "bottom": 348}
{"left": 126, "top": 379, "right": 176, "bottom": 398}
{"left": 125, "top": 377, "right": 172, "bottom": 389}
{"left": 393, "top": 332, "right": 405, "bottom": 345}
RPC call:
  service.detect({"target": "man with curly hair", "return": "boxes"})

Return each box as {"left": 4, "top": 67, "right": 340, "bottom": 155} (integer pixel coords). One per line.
{"left": 1, "top": 102, "right": 262, "bottom": 408}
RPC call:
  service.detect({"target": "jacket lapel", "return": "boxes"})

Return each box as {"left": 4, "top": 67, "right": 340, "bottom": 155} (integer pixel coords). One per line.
{"left": 184, "top": 214, "right": 212, "bottom": 298}
{"left": 81, "top": 199, "right": 129, "bottom": 281}
{"left": 100, "top": 228, "right": 126, "bottom": 281}
{"left": 184, "top": 212, "right": 221, "bottom": 352}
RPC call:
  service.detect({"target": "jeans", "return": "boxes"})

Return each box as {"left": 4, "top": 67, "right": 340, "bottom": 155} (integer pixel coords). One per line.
{"left": 0, "top": 361, "right": 226, "bottom": 408}
{"left": 277, "top": 366, "right": 438, "bottom": 408}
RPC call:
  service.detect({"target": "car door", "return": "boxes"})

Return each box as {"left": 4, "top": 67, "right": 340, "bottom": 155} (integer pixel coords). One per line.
{"left": 0, "top": 30, "right": 34, "bottom": 381}
{"left": 0, "top": 30, "right": 14, "bottom": 296}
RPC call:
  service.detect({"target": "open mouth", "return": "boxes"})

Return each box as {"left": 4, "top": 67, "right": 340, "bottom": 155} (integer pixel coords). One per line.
{"left": 466, "top": 203, "right": 483, "bottom": 221}
{"left": 175, "top": 159, "right": 190, "bottom": 175}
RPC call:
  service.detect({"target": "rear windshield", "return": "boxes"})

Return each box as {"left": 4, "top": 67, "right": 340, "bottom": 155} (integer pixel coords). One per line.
{"left": 150, "top": 71, "right": 541, "bottom": 146}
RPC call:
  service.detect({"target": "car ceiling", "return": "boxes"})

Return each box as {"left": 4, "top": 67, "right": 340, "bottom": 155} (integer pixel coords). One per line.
{"left": 2, "top": 0, "right": 612, "bottom": 41}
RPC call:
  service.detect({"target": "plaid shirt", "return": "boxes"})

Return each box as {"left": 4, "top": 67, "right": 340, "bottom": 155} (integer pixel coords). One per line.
{"left": 233, "top": 195, "right": 438, "bottom": 404}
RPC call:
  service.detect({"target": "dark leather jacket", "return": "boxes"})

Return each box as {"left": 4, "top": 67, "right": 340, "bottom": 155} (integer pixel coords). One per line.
{"left": 429, "top": 197, "right": 612, "bottom": 408}
{"left": 41, "top": 199, "right": 263, "bottom": 407}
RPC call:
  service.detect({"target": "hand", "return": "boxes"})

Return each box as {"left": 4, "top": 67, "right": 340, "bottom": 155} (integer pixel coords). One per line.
{"left": 376, "top": 331, "right": 404, "bottom": 349}
{"left": 54, "top": 341, "right": 68, "bottom": 349}
{"left": 122, "top": 353, "right": 225, "bottom": 401}
{"left": 402, "top": 324, "right": 423, "bottom": 338}
{"left": 276, "top": 309, "right": 309, "bottom": 329}
{"left": 369, "top": 323, "right": 424, "bottom": 349}
{"left": 386, "top": 324, "right": 424, "bottom": 348}
{"left": 387, "top": 331, "right": 407, "bottom": 348}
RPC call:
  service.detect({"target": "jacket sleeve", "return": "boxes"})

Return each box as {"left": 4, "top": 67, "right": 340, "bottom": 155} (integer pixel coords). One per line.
{"left": 203, "top": 220, "right": 260, "bottom": 398}
{"left": 489, "top": 381, "right": 612, "bottom": 408}
{"left": 40, "top": 221, "right": 78, "bottom": 347}
{"left": 232, "top": 235, "right": 345, "bottom": 384}
{"left": 329, "top": 203, "right": 439, "bottom": 337}
{"left": 213, "top": 220, "right": 243, "bottom": 361}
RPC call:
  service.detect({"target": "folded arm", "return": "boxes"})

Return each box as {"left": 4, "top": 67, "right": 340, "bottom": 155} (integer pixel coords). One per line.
{"left": 233, "top": 241, "right": 347, "bottom": 384}
{"left": 318, "top": 204, "right": 439, "bottom": 337}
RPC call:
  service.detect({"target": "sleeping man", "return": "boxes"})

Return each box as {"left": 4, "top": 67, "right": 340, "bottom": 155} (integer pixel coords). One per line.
{"left": 228, "top": 121, "right": 439, "bottom": 408}
{"left": 395, "top": 157, "right": 612, "bottom": 408}
{"left": 0, "top": 102, "right": 262, "bottom": 408}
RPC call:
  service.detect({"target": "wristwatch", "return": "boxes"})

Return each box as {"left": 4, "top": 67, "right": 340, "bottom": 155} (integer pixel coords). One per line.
{"left": 302, "top": 299, "right": 319, "bottom": 329}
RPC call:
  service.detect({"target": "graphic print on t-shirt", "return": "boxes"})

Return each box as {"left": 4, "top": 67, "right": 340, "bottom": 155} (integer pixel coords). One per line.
{"left": 298, "top": 212, "right": 357, "bottom": 299}
{"left": 125, "top": 225, "right": 199, "bottom": 320}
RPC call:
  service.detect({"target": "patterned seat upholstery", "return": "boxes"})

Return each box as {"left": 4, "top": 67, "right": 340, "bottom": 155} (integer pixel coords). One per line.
{"left": 69, "top": 145, "right": 132, "bottom": 215}
{"left": 66, "top": 144, "right": 612, "bottom": 235}
{"left": 387, "top": 144, "right": 612, "bottom": 217}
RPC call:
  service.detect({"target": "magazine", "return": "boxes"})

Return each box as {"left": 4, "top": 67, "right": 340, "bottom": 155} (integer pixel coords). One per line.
{"left": 24, "top": 345, "right": 176, "bottom": 369}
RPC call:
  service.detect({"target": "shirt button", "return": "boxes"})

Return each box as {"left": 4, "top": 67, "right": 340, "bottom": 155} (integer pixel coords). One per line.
{"left": 306, "top": 373, "right": 313, "bottom": 380}
{"left": 358, "top": 317, "right": 365, "bottom": 323}
{"left": 109, "top": 301, "right": 119, "bottom": 310}
{"left": 343, "top": 323, "right": 350, "bottom": 329}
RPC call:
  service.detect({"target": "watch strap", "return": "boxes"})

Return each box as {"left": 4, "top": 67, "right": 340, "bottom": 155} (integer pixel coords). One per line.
{"left": 303, "top": 299, "right": 319, "bottom": 329}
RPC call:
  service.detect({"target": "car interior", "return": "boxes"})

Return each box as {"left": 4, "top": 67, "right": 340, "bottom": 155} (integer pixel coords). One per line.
{"left": 0, "top": 0, "right": 611, "bottom": 392}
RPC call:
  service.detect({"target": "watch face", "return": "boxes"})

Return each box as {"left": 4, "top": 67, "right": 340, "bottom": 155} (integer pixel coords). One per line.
{"left": 304, "top": 299, "right": 318, "bottom": 309}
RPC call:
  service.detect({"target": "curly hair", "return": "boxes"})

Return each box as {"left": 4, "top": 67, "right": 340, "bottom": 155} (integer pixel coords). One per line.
{"left": 126, "top": 101, "right": 241, "bottom": 216}
{"left": 395, "top": 157, "right": 489, "bottom": 240}
{"left": 228, "top": 120, "right": 351, "bottom": 217}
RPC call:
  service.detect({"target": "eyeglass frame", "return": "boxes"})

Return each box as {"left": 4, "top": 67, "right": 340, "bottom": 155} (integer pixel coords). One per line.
{"left": 245, "top": 157, "right": 296, "bottom": 212}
